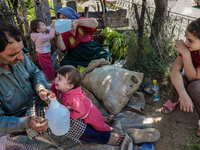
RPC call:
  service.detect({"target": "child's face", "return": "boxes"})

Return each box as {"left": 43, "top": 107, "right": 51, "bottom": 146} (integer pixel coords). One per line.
{"left": 37, "top": 22, "right": 47, "bottom": 33}
{"left": 185, "top": 31, "right": 200, "bottom": 51}
{"left": 55, "top": 73, "right": 74, "bottom": 93}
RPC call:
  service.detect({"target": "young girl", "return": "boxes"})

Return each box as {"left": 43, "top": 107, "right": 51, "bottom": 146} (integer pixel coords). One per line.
{"left": 162, "top": 18, "right": 200, "bottom": 137}
{"left": 50, "top": 65, "right": 114, "bottom": 132}
{"left": 30, "top": 18, "right": 55, "bottom": 82}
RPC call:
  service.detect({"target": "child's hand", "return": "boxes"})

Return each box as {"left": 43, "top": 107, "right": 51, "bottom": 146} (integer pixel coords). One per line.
{"left": 67, "top": 106, "right": 73, "bottom": 110}
{"left": 180, "top": 93, "right": 194, "bottom": 113}
{"left": 174, "top": 39, "right": 190, "bottom": 56}
{"left": 50, "top": 23, "right": 55, "bottom": 29}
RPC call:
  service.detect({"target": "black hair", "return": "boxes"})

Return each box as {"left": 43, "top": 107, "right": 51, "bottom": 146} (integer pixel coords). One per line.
{"left": 0, "top": 21, "right": 23, "bottom": 52}
{"left": 56, "top": 65, "right": 82, "bottom": 89}
{"left": 186, "top": 18, "right": 200, "bottom": 40}
{"left": 30, "top": 18, "right": 43, "bottom": 33}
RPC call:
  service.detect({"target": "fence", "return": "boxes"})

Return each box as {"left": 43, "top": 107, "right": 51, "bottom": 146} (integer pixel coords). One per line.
{"left": 115, "top": 0, "right": 198, "bottom": 75}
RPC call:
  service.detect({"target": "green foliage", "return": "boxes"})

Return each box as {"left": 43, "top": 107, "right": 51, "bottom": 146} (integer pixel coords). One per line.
{"left": 24, "top": 0, "right": 56, "bottom": 23}
{"left": 100, "top": 27, "right": 127, "bottom": 60}
{"left": 124, "top": 30, "right": 177, "bottom": 80}
{"left": 77, "top": 65, "right": 87, "bottom": 73}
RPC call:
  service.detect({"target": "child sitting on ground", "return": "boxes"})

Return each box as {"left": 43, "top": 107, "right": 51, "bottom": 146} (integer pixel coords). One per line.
{"left": 161, "top": 18, "right": 200, "bottom": 137}
{"left": 30, "top": 18, "right": 55, "bottom": 82}
{"left": 50, "top": 65, "right": 114, "bottom": 132}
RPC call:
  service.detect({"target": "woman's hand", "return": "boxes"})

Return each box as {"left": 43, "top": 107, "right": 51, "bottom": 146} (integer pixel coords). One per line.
{"left": 71, "top": 20, "right": 79, "bottom": 30}
{"left": 180, "top": 93, "right": 194, "bottom": 113}
{"left": 38, "top": 88, "right": 52, "bottom": 104}
{"left": 50, "top": 22, "right": 55, "bottom": 29}
{"left": 174, "top": 39, "right": 190, "bottom": 56}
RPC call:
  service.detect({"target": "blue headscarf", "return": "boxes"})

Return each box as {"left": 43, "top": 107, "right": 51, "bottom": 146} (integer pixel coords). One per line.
{"left": 57, "top": 7, "right": 80, "bottom": 19}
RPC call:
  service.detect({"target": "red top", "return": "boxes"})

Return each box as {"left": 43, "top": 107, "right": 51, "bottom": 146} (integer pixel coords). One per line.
{"left": 179, "top": 51, "right": 200, "bottom": 68}
{"left": 61, "top": 17, "right": 98, "bottom": 51}
{"left": 50, "top": 82, "right": 92, "bottom": 120}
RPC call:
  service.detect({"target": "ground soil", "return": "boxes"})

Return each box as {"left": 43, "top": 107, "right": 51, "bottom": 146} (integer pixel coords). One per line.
{"left": 142, "top": 82, "right": 199, "bottom": 150}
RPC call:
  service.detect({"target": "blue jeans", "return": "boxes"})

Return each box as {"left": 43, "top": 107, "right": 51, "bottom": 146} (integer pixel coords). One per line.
{"left": 79, "top": 124, "right": 110, "bottom": 144}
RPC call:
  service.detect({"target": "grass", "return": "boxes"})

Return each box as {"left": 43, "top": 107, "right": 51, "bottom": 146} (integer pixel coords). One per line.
{"left": 186, "top": 129, "right": 200, "bottom": 150}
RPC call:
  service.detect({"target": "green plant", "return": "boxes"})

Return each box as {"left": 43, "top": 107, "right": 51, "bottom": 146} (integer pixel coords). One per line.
{"left": 123, "top": 29, "right": 177, "bottom": 82}
{"left": 100, "top": 27, "right": 127, "bottom": 60}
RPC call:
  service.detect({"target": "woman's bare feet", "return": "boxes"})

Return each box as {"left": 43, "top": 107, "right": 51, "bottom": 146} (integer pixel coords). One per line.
{"left": 110, "top": 127, "right": 114, "bottom": 132}
{"left": 104, "top": 115, "right": 114, "bottom": 123}
{"left": 106, "top": 132, "right": 125, "bottom": 146}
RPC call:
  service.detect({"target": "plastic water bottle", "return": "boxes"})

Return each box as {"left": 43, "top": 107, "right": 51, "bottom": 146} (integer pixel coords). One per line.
{"left": 152, "top": 80, "right": 160, "bottom": 101}
{"left": 54, "top": 19, "right": 72, "bottom": 33}
{"left": 45, "top": 93, "right": 70, "bottom": 136}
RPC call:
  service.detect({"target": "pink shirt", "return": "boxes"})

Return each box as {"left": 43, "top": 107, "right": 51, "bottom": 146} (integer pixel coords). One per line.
{"left": 31, "top": 29, "right": 55, "bottom": 54}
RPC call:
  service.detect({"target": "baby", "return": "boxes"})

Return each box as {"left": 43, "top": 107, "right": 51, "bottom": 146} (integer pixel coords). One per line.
{"left": 50, "top": 65, "right": 114, "bottom": 132}
{"left": 30, "top": 18, "right": 55, "bottom": 82}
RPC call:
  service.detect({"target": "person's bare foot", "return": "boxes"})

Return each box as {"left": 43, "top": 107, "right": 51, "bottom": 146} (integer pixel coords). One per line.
{"left": 106, "top": 132, "right": 125, "bottom": 146}
{"left": 104, "top": 115, "right": 114, "bottom": 123}
{"left": 110, "top": 127, "right": 114, "bottom": 132}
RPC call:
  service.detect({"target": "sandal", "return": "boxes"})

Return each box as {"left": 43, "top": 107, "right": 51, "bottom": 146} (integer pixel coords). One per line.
{"left": 196, "top": 120, "right": 200, "bottom": 137}
{"left": 162, "top": 99, "right": 180, "bottom": 114}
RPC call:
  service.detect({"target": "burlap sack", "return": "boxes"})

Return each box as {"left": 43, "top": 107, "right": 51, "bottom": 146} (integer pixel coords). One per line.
{"left": 82, "top": 59, "right": 143, "bottom": 115}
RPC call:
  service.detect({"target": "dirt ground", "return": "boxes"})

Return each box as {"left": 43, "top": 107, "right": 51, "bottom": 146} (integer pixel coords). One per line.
{"left": 142, "top": 83, "right": 199, "bottom": 150}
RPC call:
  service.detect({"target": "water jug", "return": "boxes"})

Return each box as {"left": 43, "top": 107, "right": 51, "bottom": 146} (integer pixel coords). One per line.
{"left": 54, "top": 19, "right": 72, "bottom": 33}
{"left": 45, "top": 93, "right": 70, "bottom": 136}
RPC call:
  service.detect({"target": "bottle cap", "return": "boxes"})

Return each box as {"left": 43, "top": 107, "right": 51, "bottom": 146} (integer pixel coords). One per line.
{"left": 153, "top": 80, "right": 157, "bottom": 84}
{"left": 50, "top": 93, "right": 56, "bottom": 98}
{"left": 46, "top": 26, "right": 51, "bottom": 30}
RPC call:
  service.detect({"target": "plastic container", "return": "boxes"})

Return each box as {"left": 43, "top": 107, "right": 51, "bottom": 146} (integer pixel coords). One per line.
{"left": 54, "top": 19, "right": 72, "bottom": 33}
{"left": 152, "top": 80, "right": 160, "bottom": 101}
{"left": 45, "top": 93, "right": 70, "bottom": 136}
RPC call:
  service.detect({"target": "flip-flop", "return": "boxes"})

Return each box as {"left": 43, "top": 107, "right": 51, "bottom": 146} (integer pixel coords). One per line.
{"left": 126, "top": 128, "right": 160, "bottom": 144}
{"left": 138, "top": 142, "right": 155, "bottom": 150}
{"left": 162, "top": 99, "right": 180, "bottom": 114}
{"left": 196, "top": 127, "right": 200, "bottom": 137}
{"left": 196, "top": 120, "right": 200, "bottom": 137}
{"left": 140, "top": 81, "right": 153, "bottom": 95}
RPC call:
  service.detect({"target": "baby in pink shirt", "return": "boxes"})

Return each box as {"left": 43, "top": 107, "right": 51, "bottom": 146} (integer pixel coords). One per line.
{"left": 50, "top": 65, "right": 114, "bottom": 132}
{"left": 30, "top": 18, "right": 55, "bottom": 81}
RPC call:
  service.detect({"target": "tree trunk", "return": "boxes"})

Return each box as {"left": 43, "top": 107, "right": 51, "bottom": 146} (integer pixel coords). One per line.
{"left": 34, "top": 0, "right": 43, "bottom": 19}
{"left": 53, "top": 0, "right": 62, "bottom": 19}
{"left": 132, "top": 0, "right": 146, "bottom": 66}
{"left": 150, "top": 0, "right": 168, "bottom": 45}
{"left": 40, "top": 0, "right": 56, "bottom": 52}
{"left": 19, "top": 0, "right": 35, "bottom": 64}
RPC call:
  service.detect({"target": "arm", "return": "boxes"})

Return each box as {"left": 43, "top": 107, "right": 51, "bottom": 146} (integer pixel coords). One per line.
{"left": 0, "top": 111, "right": 29, "bottom": 134}
{"left": 55, "top": 33, "right": 66, "bottom": 52}
{"left": 21, "top": 52, "right": 48, "bottom": 93}
{"left": 170, "top": 56, "right": 193, "bottom": 112}
{"left": 63, "top": 96, "right": 87, "bottom": 120}
{"left": 72, "top": 18, "right": 98, "bottom": 29}
{"left": 174, "top": 40, "right": 200, "bottom": 81}
{"left": 38, "top": 29, "right": 55, "bottom": 42}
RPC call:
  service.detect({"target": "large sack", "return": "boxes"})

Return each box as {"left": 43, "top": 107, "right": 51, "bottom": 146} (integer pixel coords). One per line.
{"left": 82, "top": 59, "right": 143, "bottom": 115}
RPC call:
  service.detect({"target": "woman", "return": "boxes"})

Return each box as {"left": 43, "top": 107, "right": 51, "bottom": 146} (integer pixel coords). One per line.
{"left": 55, "top": 7, "right": 112, "bottom": 67}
